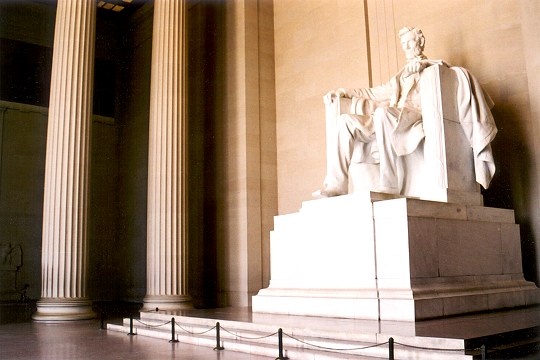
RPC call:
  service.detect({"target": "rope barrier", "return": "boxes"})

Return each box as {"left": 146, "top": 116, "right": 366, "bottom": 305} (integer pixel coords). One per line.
{"left": 140, "top": 307, "right": 160, "bottom": 313}
{"left": 121, "top": 316, "right": 491, "bottom": 358}
{"left": 394, "top": 341, "right": 465, "bottom": 352}
{"left": 283, "top": 332, "right": 389, "bottom": 352}
{"left": 220, "top": 325, "right": 279, "bottom": 340}
{"left": 134, "top": 318, "right": 172, "bottom": 328}
{"left": 174, "top": 321, "right": 217, "bottom": 335}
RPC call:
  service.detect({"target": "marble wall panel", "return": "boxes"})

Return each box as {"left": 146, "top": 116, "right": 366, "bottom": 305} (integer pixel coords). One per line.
{"left": 500, "top": 223, "right": 523, "bottom": 275}
{"left": 437, "top": 219, "right": 503, "bottom": 277}
{"left": 274, "top": 0, "right": 370, "bottom": 214}
{"left": 216, "top": 0, "right": 280, "bottom": 306}
{"left": 414, "top": 298, "right": 444, "bottom": 320}
{"left": 374, "top": 214, "right": 411, "bottom": 279}
{"left": 443, "top": 294, "right": 489, "bottom": 317}
{"left": 488, "top": 291, "right": 526, "bottom": 311}
{"left": 408, "top": 218, "right": 439, "bottom": 278}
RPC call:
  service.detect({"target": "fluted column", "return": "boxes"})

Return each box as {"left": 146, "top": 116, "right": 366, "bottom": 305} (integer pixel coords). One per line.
{"left": 143, "top": 0, "right": 192, "bottom": 310}
{"left": 33, "top": 0, "right": 96, "bottom": 321}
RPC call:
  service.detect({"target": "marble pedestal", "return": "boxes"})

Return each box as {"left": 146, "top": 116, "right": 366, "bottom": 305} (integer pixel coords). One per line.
{"left": 252, "top": 193, "right": 539, "bottom": 321}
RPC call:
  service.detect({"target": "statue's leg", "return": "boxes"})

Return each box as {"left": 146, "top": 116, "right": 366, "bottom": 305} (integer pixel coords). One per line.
{"left": 321, "top": 114, "right": 373, "bottom": 196}
{"left": 373, "top": 107, "right": 400, "bottom": 193}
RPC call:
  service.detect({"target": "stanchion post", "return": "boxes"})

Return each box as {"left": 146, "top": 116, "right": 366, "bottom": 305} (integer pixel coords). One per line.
{"left": 276, "top": 328, "right": 289, "bottom": 360}
{"left": 169, "top": 317, "right": 179, "bottom": 343}
{"left": 389, "top": 337, "right": 394, "bottom": 360}
{"left": 100, "top": 311, "right": 106, "bottom": 330}
{"left": 481, "top": 344, "right": 486, "bottom": 360}
{"left": 214, "top": 322, "right": 225, "bottom": 350}
{"left": 127, "top": 314, "right": 136, "bottom": 336}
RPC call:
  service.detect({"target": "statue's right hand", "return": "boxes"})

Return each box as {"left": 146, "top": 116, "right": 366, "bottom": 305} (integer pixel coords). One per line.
{"left": 323, "top": 91, "right": 336, "bottom": 105}
{"left": 324, "top": 88, "right": 349, "bottom": 104}
{"left": 335, "top": 88, "right": 349, "bottom": 97}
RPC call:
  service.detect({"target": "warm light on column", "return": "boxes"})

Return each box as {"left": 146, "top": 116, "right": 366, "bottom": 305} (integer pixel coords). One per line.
{"left": 143, "top": 0, "right": 192, "bottom": 311}
{"left": 33, "top": 0, "right": 96, "bottom": 321}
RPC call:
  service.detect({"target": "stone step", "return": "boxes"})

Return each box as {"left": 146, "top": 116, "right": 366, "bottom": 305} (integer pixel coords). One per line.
{"left": 107, "top": 312, "right": 472, "bottom": 360}
{"left": 108, "top": 322, "right": 385, "bottom": 359}
{"left": 465, "top": 327, "right": 540, "bottom": 359}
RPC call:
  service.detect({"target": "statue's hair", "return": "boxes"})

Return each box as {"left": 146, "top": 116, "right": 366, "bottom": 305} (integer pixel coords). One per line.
{"left": 398, "top": 26, "right": 425, "bottom": 52}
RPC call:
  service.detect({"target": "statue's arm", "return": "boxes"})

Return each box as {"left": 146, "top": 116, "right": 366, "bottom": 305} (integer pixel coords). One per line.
{"left": 326, "top": 59, "right": 447, "bottom": 102}
{"left": 325, "top": 81, "right": 392, "bottom": 100}
{"left": 404, "top": 59, "right": 449, "bottom": 78}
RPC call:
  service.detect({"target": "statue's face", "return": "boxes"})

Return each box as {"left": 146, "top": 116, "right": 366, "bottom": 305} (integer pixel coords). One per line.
{"left": 400, "top": 31, "right": 421, "bottom": 60}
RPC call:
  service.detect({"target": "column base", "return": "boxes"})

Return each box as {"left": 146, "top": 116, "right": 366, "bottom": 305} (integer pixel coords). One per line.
{"left": 143, "top": 294, "right": 193, "bottom": 311}
{"left": 33, "top": 298, "right": 96, "bottom": 322}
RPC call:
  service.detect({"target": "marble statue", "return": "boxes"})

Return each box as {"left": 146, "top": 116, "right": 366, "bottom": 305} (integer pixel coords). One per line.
{"left": 314, "top": 27, "right": 497, "bottom": 198}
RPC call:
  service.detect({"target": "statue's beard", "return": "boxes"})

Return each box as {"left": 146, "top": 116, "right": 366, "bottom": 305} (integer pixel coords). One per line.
{"left": 407, "top": 48, "right": 426, "bottom": 61}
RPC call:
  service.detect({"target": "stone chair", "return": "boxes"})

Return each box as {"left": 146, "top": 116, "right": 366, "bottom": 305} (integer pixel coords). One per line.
{"left": 326, "top": 64, "right": 483, "bottom": 206}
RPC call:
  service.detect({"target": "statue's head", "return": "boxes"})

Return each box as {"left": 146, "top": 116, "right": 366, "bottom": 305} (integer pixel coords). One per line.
{"left": 398, "top": 27, "right": 425, "bottom": 60}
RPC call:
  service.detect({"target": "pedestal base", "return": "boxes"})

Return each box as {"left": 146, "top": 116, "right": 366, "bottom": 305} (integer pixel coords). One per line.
{"left": 33, "top": 298, "right": 95, "bottom": 321}
{"left": 253, "top": 288, "right": 380, "bottom": 319}
{"left": 252, "top": 193, "right": 540, "bottom": 321}
{"left": 142, "top": 294, "right": 193, "bottom": 311}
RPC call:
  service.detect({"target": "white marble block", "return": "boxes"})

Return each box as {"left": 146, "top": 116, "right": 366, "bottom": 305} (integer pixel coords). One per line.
{"left": 373, "top": 197, "right": 538, "bottom": 321}
{"left": 252, "top": 192, "right": 387, "bottom": 319}
{"left": 253, "top": 193, "right": 539, "bottom": 321}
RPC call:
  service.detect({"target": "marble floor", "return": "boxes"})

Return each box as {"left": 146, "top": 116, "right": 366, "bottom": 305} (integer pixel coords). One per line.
{"left": 0, "top": 319, "right": 273, "bottom": 360}
{"left": 1, "top": 306, "right": 538, "bottom": 359}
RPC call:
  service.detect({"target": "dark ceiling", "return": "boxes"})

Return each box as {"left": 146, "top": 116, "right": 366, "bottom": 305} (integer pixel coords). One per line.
{"left": 97, "top": 0, "right": 147, "bottom": 16}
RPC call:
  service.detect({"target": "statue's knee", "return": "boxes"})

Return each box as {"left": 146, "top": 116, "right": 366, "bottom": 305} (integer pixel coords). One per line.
{"left": 337, "top": 114, "right": 354, "bottom": 129}
{"left": 338, "top": 113, "right": 351, "bottom": 122}
{"left": 374, "top": 107, "right": 386, "bottom": 116}
{"left": 373, "top": 107, "right": 386, "bottom": 125}
{"left": 374, "top": 107, "right": 399, "bottom": 127}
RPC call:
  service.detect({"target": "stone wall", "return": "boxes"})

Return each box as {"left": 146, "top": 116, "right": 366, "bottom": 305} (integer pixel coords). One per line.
{"left": 215, "top": 0, "right": 278, "bottom": 306}
{"left": 0, "top": 103, "right": 47, "bottom": 301}
{"left": 274, "top": 0, "right": 370, "bottom": 214}
{"left": 0, "top": 101, "right": 118, "bottom": 302}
